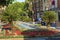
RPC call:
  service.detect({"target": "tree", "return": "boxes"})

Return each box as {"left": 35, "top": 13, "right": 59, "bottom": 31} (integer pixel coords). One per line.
{"left": 25, "top": 0, "right": 35, "bottom": 23}
{"left": 0, "top": 0, "right": 15, "bottom": 6}
{"left": 2, "top": 2, "right": 24, "bottom": 26}
{"left": 23, "top": 0, "right": 32, "bottom": 18}
{"left": 0, "top": 0, "right": 15, "bottom": 21}
{"left": 41, "top": 11, "right": 56, "bottom": 27}
{"left": 1, "top": 2, "right": 25, "bottom": 35}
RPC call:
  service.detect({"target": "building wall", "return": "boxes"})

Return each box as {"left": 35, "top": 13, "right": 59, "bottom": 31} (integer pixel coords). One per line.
{"left": 0, "top": 6, "right": 6, "bottom": 14}
{"left": 57, "top": 0, "right": 60, "bottom": 22}
{"left": 57, "top": 0, "right": 60, "bottom": 8}
{"left": 29, "top": 0, "right": 60, "bottom": 27}
{"left": 45, "top": 0, "right": 52, "bottom": 10}
{"left": 54, "top": 0, "right": 60, "bottom": 27}
{"left": 30, "top": 0, "right": 52, "bottom": 18}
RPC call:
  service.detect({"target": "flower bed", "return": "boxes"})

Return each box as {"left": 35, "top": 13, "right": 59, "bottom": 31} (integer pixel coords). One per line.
{"left": 22, "top": 29, "right": 58, "bottom": 37}
{"left": 15, "top": 30, "right": 21, "bottom": 35}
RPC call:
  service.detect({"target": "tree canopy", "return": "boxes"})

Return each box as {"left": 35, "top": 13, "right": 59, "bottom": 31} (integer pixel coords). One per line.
{"left": 41, "top": 11, "right": 56, "bottom": 27}
{"left": 2, "top": 2, "right": 25, "bottom": 22}
{"left": 0, "top": 0, "right": 15, "bottom": 6}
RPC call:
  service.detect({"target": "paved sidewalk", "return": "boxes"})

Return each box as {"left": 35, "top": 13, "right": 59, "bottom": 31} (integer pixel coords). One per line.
{"left": 0, "top": 38, "right": 60, "bottom": 40}
{"left": 0, "top": 38, "right": 24, "bottom": 40}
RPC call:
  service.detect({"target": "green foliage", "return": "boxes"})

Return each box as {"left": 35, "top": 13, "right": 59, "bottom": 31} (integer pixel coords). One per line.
{"left": 23, "top": 1, "right": 31, "bottom": 18}
{"left": 19, "top": 16, "right": 27, "bottom": 21}
{"left": 23, "top": 17, "right": 32, "bottom": 22}
{"left": 37, "top": 24, "right": 41, "bottom": 27}
{"left": 41, "top": 11, "right": 56, "bottom": 26}
{"left": 0, "top": 0, "right": 15, "bottom": 6}
{"left": 19, "top": 16, "right": 32, "bottom": 22}
{"left": 2, "top": 2, "right": 25, "bottom": 22}
{"left": 1, "top": 1, "right": 32, "bottom": 22}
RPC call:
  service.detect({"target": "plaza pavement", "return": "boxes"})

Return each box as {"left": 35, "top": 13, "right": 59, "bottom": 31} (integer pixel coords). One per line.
{"left": 0, "top": 38, "right": 60, "bottom": 40}
{"left": 0, "top": 38, "right": 24, "bottom": 40}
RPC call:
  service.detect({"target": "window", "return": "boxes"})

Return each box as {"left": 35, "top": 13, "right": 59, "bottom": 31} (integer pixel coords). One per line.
{"left": 52, "top": 0, "right": 55, "bottom": 5}
{"left": 58, "top": 15, "right": 60, "bottom": 21}
{"left": 58, "top": 12, "right": 60, "bottom": 21}
{"left": 36, "top": 7, "right": 39, "bottom": 11}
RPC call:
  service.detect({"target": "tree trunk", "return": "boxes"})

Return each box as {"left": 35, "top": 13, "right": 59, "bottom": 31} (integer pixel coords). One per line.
{"left": 46, "top": 22, "right": 50, "bottom": 29}
{"left": 8, "top": 18, "right": 14, "bottom": 34}
{"left": 9, "top": 18, "right": 14, "bottom": 27}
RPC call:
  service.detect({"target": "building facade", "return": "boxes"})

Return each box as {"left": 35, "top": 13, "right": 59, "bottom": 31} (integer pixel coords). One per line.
{"left": 29, "top": 0, "right": 58, "bottom": 19}
{"left": 57, "top": 0, "right": 60, "bottom": 21}
{"left": 56, "top": 0, "right": 60, "bottom": 27}
{"left": 29, "top": 0, "right": 60, "bottom": 26}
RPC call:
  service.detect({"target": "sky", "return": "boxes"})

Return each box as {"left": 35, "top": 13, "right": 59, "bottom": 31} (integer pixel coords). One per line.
{"left": 16, "top": 0, "right": 25, "bottom": 2}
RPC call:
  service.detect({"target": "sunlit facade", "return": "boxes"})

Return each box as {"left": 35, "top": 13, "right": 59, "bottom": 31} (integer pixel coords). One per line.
{"left": 28, "top": 0, "right": 60, "bottom": 26}
{"left": 56, "top": 0, "right": 60, "bottom": 26}
{"left": 29, "top": 0, "right": 57, "bottom": 19}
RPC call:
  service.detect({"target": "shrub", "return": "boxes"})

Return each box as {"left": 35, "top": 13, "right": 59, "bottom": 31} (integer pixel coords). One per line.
{"left": 41, "top": 11, "right": 56, "bottom": 27}
{"left": 19, "top": 16, "right": 27, "bottom": 21}
{"left": 23, "top": 18, "right": 32, "bottom": 22}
